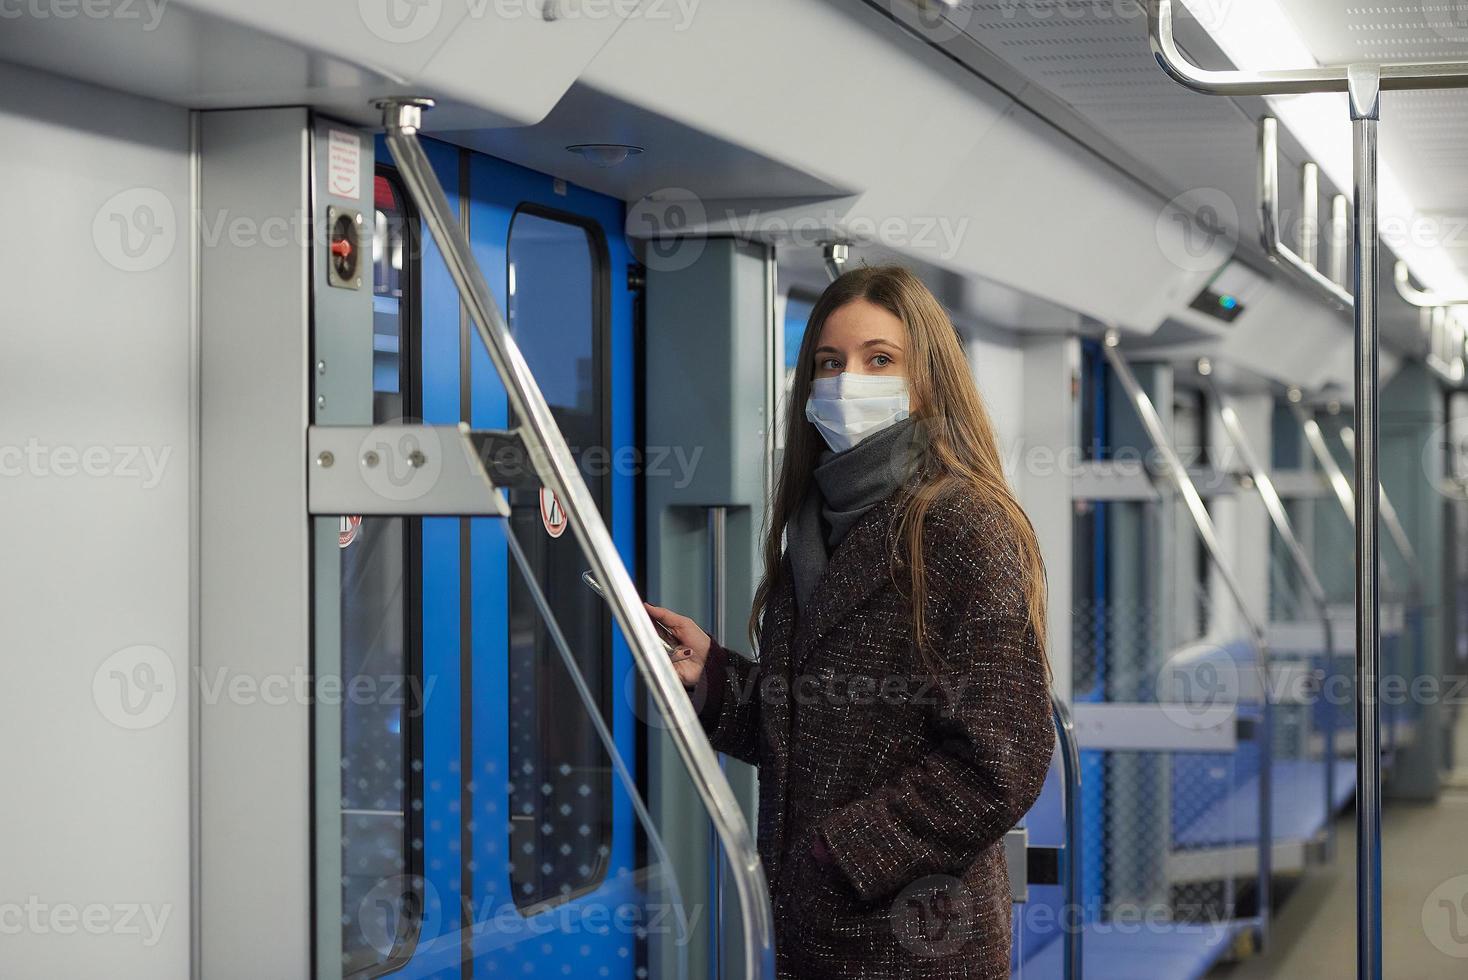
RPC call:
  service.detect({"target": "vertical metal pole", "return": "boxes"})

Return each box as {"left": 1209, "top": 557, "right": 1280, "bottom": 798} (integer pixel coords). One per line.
{"left": 707, "top": 506, "right": 729, "bottom": 980}
{"left": 1348, "top": 63, "right": 1384, "bottom": 980}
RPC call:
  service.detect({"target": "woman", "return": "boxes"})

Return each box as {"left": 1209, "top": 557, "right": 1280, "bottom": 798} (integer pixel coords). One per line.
{"left": 647, "top": 266, "right": 1053, "bottom": 979}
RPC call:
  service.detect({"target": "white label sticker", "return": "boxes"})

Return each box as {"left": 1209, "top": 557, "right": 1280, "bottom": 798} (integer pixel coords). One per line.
{"left": 328, "top": 129, "right": 361, "bottom": 200}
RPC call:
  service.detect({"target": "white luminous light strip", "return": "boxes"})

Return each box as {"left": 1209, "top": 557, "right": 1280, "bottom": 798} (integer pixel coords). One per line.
{"left": 1179, "top": 0, "right": 1468, "bottom": 298}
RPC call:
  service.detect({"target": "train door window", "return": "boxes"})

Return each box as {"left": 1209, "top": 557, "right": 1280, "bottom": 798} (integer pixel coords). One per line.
{"left": 504, "top": 207, "right": 613, "bottom": 910}
{"left": 338, "top": 172, "right": 423, "bottom": 976}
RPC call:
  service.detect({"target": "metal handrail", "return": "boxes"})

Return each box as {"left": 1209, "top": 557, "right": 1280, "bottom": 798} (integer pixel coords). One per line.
{"left": 1392, "top": 274, "right": 1467, "bottom": 383}
{"left": 1259, "top": 117, "right": 1353, "bottom": 309}
{"left": 377, "top": 98, "right": 776, "bottom": 980}
{"left": 1101, "top": 333, "right": 1273, "bottom": 939}
{"left": 1204, "top": 377, "right": 1337, "bottom": 852}
{"left": 1051, "top": 692, "right": 1083, "bottom": 980}
{"left": 1395, "top": 259, "right": 1468, "bottom": 308}
{"left": 1149, "top": 0, "right": 1468, "bottom": 95}
{"left": 1144, "top": 8, "right": 1468, "bottom": 972}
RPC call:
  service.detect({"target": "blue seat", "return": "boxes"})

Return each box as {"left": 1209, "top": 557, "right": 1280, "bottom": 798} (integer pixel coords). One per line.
{"left": 1174, "top": 759, "right": 1356, "bottom": 848}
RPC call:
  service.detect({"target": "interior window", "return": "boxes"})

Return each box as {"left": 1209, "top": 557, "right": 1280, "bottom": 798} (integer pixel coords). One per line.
{"left": 504, "top": 207, "right": 614, "bottom": 911}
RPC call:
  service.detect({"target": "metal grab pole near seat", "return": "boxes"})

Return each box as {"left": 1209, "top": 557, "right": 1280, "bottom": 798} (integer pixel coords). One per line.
{"left": 1147, "top": 5, "right": 1468, "bottom": 972}
{"left": 376, "top": 98, "right": 777, "bottom": 980}
{"left": 1101, "top": 333, "right": 1274, "bottom": 946}
{"left": 1203, "top": 376, "right": 1338, "bottom": 852}
{"left": 1051, "top": 692, "right": 1083, "bottom": 980}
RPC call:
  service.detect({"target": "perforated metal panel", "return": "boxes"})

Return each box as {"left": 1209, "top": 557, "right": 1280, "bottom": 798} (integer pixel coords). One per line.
{"left": 1277, "top": 1, "right": 1468, "bottom": 272}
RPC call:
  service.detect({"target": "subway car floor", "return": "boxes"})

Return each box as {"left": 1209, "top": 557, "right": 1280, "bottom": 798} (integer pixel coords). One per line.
{"left": 1210, "top": 716, "right": 1468, "bottom": 980}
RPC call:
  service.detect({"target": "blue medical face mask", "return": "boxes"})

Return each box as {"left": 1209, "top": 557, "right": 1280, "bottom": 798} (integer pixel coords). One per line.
{"left": 804, "top": 372, "right": 911, "bottom": 454}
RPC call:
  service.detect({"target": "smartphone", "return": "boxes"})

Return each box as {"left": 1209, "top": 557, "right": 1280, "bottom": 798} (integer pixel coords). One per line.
{"left": 580, "top": 571, "right": 687, "bottom": 658}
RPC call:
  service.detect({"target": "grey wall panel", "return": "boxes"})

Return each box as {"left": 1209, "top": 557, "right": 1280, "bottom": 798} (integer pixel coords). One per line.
{"left": 197, "top": 107, "right": 312, "bottom": 979}
{"left": 644, "top": 239, "right": 770, "bottom": 980}
{"left": 0, "top": 61, "right": 192, "bottom": 978}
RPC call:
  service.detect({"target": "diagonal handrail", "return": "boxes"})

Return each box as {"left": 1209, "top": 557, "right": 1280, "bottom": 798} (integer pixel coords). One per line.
{"left": 1101, "top": 332, "right": 1273, "bottom": 941}
{"left": 376, "top": 98, "right": 776, "bottom": 980}
{"left": 1203, "top": 376, "right": 1338, "bottom": 854}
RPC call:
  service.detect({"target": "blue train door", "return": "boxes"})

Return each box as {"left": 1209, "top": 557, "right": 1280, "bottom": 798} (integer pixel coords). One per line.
{"left": 349, "top": 139, "right": 649, "bottom": 980}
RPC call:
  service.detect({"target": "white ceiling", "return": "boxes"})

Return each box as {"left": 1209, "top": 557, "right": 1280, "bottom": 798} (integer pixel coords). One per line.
{"left": 1275, "top": 0, "right": 1468, "bottom": 280}
{"left": 913, "top": 0, "right": 1468, "bottom": 353}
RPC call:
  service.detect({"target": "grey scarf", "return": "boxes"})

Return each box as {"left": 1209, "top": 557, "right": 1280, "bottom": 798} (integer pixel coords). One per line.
{"left": 787, "top": 416, "right": 921, "bottom": 613}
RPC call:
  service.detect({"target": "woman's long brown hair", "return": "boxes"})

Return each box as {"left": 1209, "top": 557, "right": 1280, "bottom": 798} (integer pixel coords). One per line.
{"left": 750, "top": 265, "right": 1049, "bottom": 670}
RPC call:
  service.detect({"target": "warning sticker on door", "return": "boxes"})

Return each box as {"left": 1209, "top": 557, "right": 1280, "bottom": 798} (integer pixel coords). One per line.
{"left": 339, "top": 515, "right": 363, "bottom": 549}
{"left": 328, "top": 130, "right": 361, "bottom": 200}
{"left": 539, "top": 488, "right": 567, "bottom": 538}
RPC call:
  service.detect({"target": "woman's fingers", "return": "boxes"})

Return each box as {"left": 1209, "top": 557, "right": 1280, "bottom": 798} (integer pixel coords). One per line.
{"left": 644, "top": 602, "right": 694, "bottom": 639}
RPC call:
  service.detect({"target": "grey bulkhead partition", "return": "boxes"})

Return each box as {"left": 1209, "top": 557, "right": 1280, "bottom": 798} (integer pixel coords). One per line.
{"left": 370, "top": 99, "right": 777, "bottom": 980}
{"left": 1203, "top": 377, "right": 1339, "bottom": 850}
{"left": 1146, "top": 4, "right": 1468, "bottom": 971}
{"left": 644, "top": 238, "right": 774, "bottom": 980}
{"left": 1100, "top": 333, "right": 1275, "bottom": 940}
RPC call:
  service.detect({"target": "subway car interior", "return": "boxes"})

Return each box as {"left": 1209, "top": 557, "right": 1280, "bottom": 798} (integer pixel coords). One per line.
{"left": 10, "top": 1, "right": 1468, "bottom": 978}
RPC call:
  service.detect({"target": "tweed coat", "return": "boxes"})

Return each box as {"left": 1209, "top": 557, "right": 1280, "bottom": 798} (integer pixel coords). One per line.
{"left": 695, "top": 485, "right": 1053, "bottom": 979}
